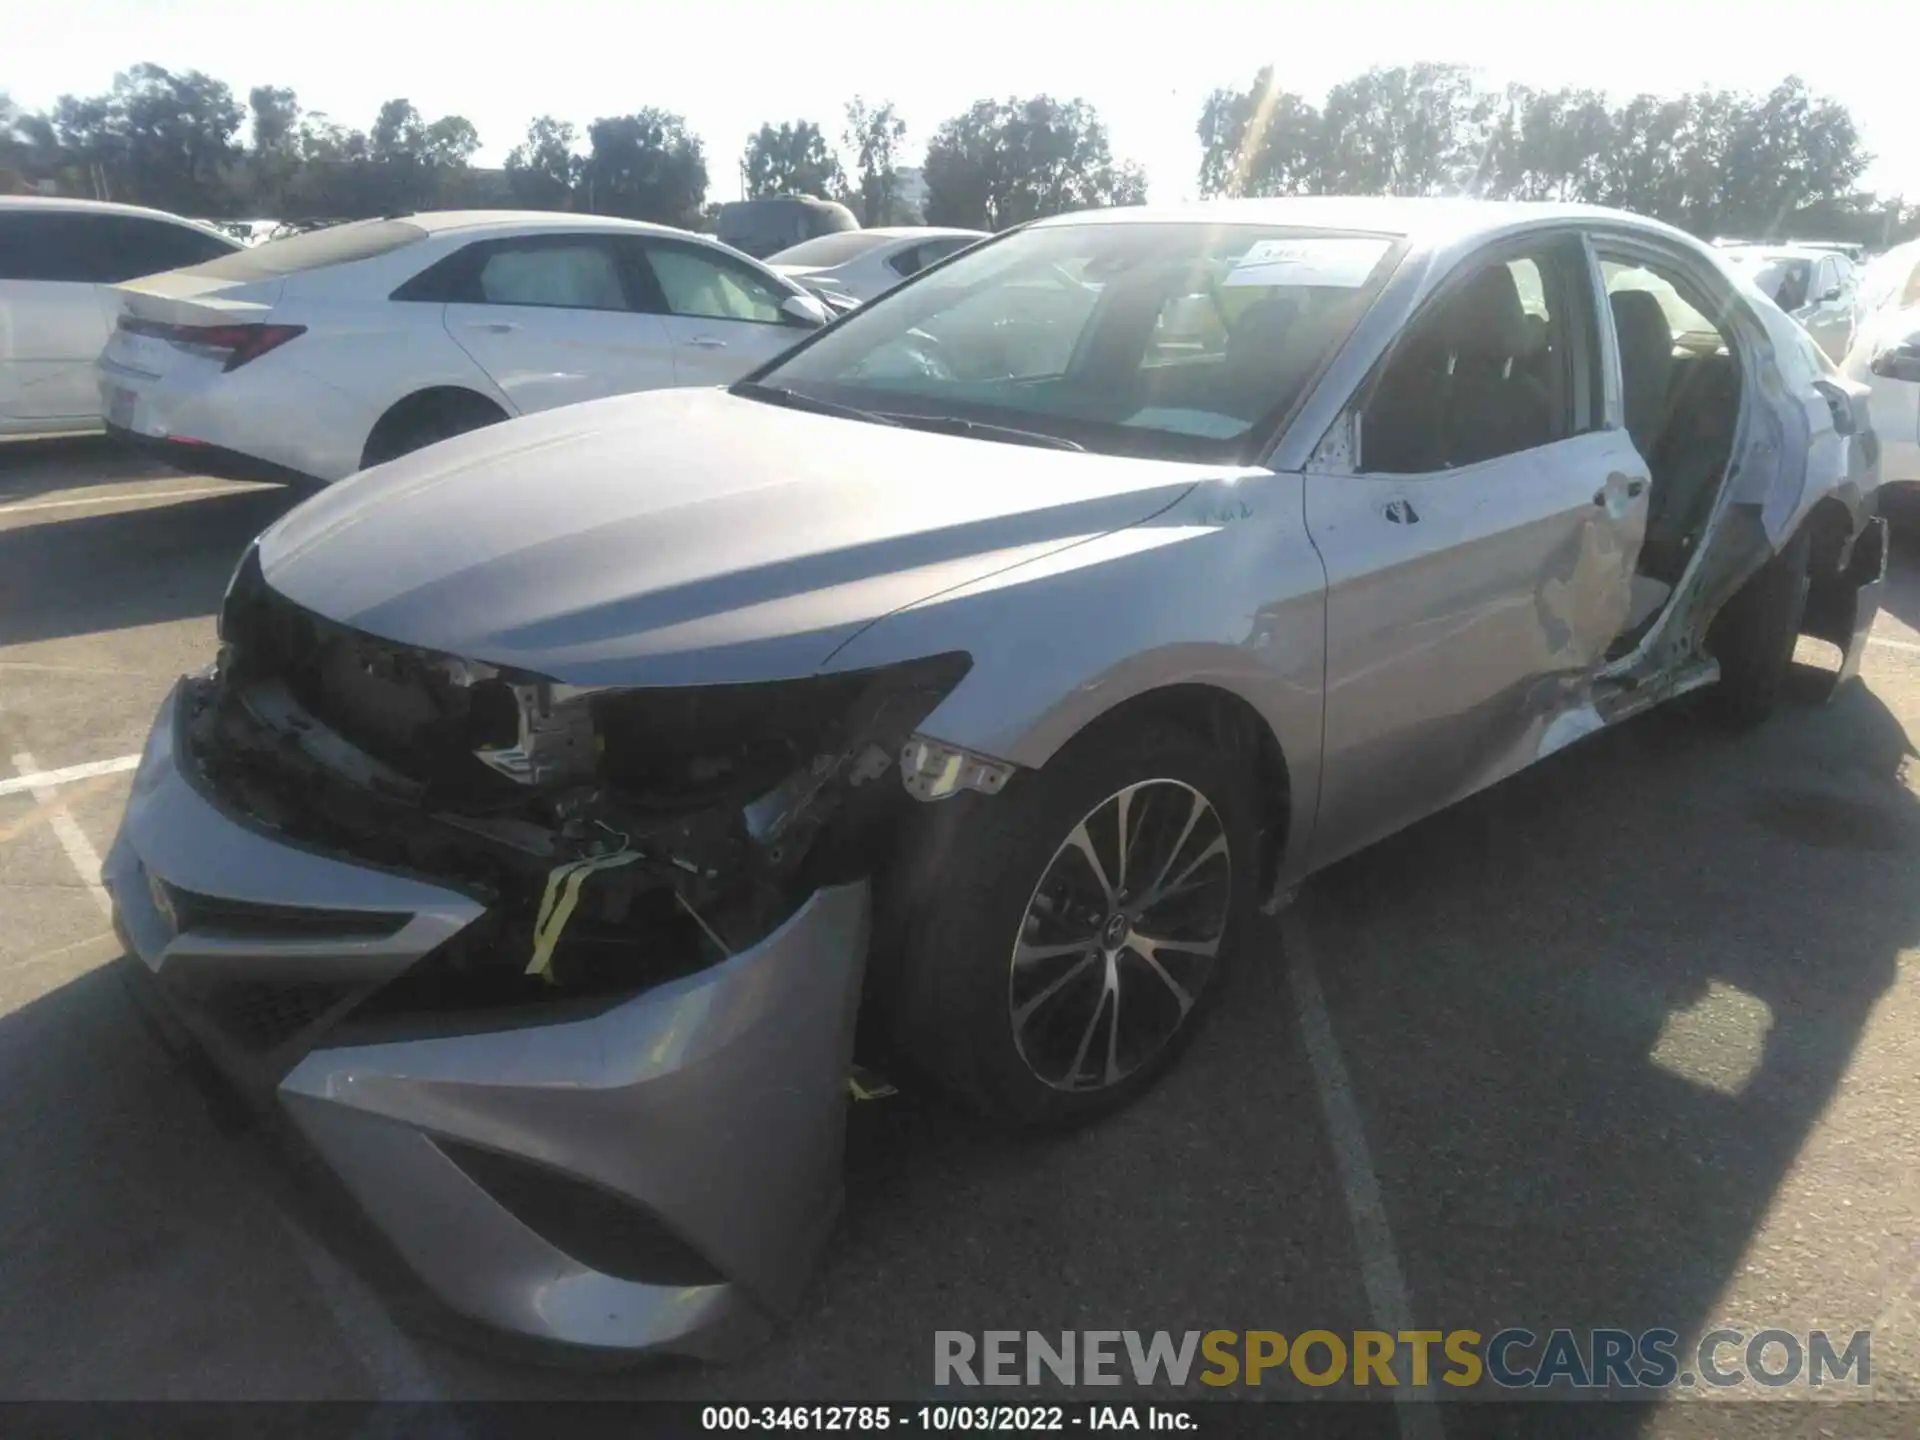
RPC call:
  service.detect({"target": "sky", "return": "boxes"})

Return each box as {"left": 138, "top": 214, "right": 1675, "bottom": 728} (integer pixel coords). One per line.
{"left": 8, "top": 0, "right": 1919, "bottom": 206}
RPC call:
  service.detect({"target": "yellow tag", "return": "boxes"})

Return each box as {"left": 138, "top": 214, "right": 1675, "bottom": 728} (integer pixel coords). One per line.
{"left": 525, "top": 850, "right": 642, "bottom": 982}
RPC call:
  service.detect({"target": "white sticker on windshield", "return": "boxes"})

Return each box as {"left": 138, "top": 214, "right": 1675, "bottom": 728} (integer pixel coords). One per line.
{"left": 1223, "top": 237, "right": 1392, "bottom": 289}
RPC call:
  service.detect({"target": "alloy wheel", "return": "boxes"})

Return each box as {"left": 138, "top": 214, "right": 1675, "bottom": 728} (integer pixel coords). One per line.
{"left": 1007, "top": 778, "right": 1233, "bottom": 1092}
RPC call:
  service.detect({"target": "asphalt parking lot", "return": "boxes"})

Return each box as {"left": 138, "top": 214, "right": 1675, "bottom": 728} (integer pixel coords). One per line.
{"left": 5, "top": 435, "right": 1920, "bottom": 1432}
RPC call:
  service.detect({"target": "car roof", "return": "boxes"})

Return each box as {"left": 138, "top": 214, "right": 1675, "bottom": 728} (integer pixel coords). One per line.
{"left": 1029, "top": 196, "right": 1694, "bottom": 247}
{"left": 858, "top": 226, "right": 991, "bottom": 242}
{"left": 0, "top": 195, "right": 240, "bottom": 241}
{"left": 1721, "top": 243, "right": 1831, "bottom": 261}
{"left": 395, "top": 210, "right": 715, "bottom": 241}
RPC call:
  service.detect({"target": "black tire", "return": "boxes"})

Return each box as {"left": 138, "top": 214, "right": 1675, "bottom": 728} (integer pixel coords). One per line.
{"left": 876, "top": 719, "right": 1258, "bottom": 1132}
{"left": 360, "top": 391, "right": 506, "bottom": 470}
{"left": 1704, "top": 525, "right": 1812, "bottom": 728}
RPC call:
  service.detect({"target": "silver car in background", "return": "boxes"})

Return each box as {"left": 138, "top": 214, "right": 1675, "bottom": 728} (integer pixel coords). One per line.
{"left": 106, "top": 198, "right": 1886, "bottom": 1363}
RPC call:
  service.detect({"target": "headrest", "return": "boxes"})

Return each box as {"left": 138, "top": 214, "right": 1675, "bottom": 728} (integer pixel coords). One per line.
{"left": 1444, "top": 263, "right": 1531, "bottom": 362}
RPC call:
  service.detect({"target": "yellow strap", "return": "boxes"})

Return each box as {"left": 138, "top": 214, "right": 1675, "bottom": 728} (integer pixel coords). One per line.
{"left": 525, "top": 851, "right": 642, "bottom": 982}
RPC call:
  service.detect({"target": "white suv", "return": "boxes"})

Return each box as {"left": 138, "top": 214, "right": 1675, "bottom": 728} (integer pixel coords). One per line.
{"left": 0, "top": 197, "right": 242, "bottom": 436}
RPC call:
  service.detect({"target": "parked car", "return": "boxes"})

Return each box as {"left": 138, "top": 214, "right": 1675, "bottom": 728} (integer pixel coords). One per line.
{"left": 94, "top": 211, "right": 832, "bottom": 487}
{"left": 769, "top": 226, "right": 989, "bottom": 304}
{"left": 0, "top": 197, "right": 242, "bottom": 437}
{"left": 1841, "top": 237, "right": 1920, "bottom": 506}
{"left": 107, "top": 198, "right": 1884, "bottom": 1363}
{"left": 716, "top": 195, "right": 860, "bottom": 259}
{"left": 1719, "top": 243, "right": 1858, "bottom": 360}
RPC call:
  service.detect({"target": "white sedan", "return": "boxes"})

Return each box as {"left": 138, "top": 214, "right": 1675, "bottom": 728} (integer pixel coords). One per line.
{"left": 0, "top": 196, "right": 242, "bottom": 437}
{"left": 767, "top": 226, "right": 988, "bottom": 305}
{"left": 1842, "top": 238, "right": 1920, "bottom": 499}
{"left": 95, "top": 212, "right": 831, "bottom": 486}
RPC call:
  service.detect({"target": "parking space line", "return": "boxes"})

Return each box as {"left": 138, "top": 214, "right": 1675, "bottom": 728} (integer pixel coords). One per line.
{"left": 1285, "top": 916, "right": 1444, "bottom": 1440}
{"left": 0, "top": 484, "right": 246, "bottom": 516}
{"left": 0, "top": 754, "right": 140, "bottom": 799}
{"left": 1868, "top": 635, "right": 1920, "bottom": 654}
{"left": 6, "top": 753, "right": 454, "bottom": 1408}
{"left": 9, "top": 752, "right": 111, "bottom": 915}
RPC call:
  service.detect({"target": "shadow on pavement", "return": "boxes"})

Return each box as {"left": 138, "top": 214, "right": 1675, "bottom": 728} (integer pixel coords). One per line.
{"left": 0, "top": 434, "right": 180, "bottom": 503}
{"left": 0, "top": 487, "right": 299, "bottom": 647}
{"left": 1300, "top": 666, "right": 1915, "bottom": 1432}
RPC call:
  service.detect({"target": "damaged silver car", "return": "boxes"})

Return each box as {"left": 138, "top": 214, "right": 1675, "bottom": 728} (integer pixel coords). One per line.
{"left": 105, "top": 198, "right": 1887, "bottom": 1362}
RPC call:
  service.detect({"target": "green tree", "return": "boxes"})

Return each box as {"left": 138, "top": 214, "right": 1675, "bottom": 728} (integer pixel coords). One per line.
{"left": 40, "top": 64, "right": 243, "bottom": 211}
{"left": 842, "top": 97, "right": 907, "bottom": 225}
{"left": 580, "top": 109, "right": 707, "bottom": 225}
{"left": 1315, "top": 64, "right": 1491, "bottom": 196}
{"left": 742, "top": 120, "right": 843, "bottom": 199}
{"left": 922, "top": 95, "right": 1145, "bottom": 230}
{"left": 505, "top": 115, "right": 581, "bottom": 209}
{"left": 1196, "top": 68, "right": 1324, "bottom": 197}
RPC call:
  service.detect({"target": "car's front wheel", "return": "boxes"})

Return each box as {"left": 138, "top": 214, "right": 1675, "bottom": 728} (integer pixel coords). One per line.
{"left": 879, "top": 720, "right": 1257, "bottom": 1131}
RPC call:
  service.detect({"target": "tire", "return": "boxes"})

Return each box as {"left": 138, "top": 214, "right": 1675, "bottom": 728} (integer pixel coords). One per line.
{"left": 876, "top": 719, "right": 1258, "bottom": 1132}
{"left": 1704, "top": 525, "right": 1812, "bottom": 728}
{"left": 360, "top": 392, "right": 505, "bottom": 470}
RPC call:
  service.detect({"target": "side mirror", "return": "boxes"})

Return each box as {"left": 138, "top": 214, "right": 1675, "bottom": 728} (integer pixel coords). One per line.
{"left": 1870, "top": 340, "right": 1920, "bottom": 383}
{"left": 781, "top": 292, "right": 829, "bottom": 328}
{"left": 1818, "top": 286, "right": 1844, "bottom": 304}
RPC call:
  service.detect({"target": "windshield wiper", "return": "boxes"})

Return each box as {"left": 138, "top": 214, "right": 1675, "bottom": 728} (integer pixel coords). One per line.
{"left": 732, "top": 381, "right": 899, "bottom": 427}
{"left": 874, "top": 413, "right": 1085, "bottom": 452}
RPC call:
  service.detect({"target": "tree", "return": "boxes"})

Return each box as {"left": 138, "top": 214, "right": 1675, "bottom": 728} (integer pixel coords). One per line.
{"left": 1196, "top": 68, "right": 1324, "bottom": 197}
{"left": 248, "top": 85, "right": 301, "bottom": 155}
{"left": 0, "top": 93, "right": 28, "bottom": 194}
{"left": 1316, "top": 64, "right": 1491, "bottom": 196}
{"left": 505, "top": 115, "right": 580, "bottom": 209}
{"left": 580, "top": 109, "right": 707, "bottom": 225}
{"left": 842, "top": 97, "right": 906, "bottom": 225}
{"left": 742, "top": 120, "right": 843, "bottom": 199}
{"left": 922, "top": 95, "right": 1145, "bottom": 230}
{"left": 40, "top": 64, "right": 243, "bottom": 211}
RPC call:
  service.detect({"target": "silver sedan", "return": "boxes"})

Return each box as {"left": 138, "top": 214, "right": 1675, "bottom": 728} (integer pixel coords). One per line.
{"left": 105, "top": 197, "right": 1887, "bottom": 1362}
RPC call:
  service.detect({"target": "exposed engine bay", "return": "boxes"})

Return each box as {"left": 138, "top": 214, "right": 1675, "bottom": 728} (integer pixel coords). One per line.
{"left": 193, "top": 546, "right": 1003, "bottom": 1011}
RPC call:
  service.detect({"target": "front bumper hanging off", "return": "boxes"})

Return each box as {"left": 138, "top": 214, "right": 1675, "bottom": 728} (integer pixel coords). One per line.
{"left": 104, "top": 680, "right": 872, "bottom": 1359}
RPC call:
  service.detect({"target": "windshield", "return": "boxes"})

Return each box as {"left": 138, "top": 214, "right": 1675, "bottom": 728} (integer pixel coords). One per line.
{"left": 746, "top": 222, "right": 1402, "bottom": 462}
{"left": 770, "top": 232, "right": 895, "bottom": 267}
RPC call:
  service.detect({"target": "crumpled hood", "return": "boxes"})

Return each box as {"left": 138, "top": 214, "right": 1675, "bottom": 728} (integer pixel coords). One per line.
{"left": 259, "top": 387, "right": 1205, "bottom": 687}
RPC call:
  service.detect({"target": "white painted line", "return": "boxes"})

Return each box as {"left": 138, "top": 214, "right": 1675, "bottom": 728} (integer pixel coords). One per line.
{"left": 0, "top": 753, "right": 140, "bottom": 799}
{"left": 1867, "top": 634, "right": 1920, "bottom": 654}
{"left": 276, "top": 1213, "right": 454, "bottom": 1408}
{"left": 9, "top": 751, "right": 111, "bottom": 915}
{"left": 1285, "top": 916, "right": 1444, "bottom": 1439}
{"left": 0, "top": 483, "right": 250, "bottom": 516}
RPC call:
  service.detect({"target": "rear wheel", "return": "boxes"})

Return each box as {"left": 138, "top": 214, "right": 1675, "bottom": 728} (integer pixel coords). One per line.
{"left": 878, "top": 721, "right": 1257, "bottom": 1131}
{"left": 360, "top": 391, "right": 506, "bottom": 470}
{"left": 1704, "top": 526, "right": 1812, "bottom": 728}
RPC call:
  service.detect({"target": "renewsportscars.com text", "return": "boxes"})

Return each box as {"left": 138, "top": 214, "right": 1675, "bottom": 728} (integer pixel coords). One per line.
{"left": 934, "top": 1328, "right": 1871, "bottom": 1390}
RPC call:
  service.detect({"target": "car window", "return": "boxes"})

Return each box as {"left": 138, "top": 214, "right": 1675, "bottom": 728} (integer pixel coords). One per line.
{"left": 1604, "top": 260, "right": 1722, "bottom": 347}
{"left": 643, "top": 243, "right": 787, "bottom": 324}
{"left": 474, "top": 241, "right": 628, "bottom": 311}
{"left": 0, "top": 211, "right": 94, "bottom": 282}
{"left": 0, "top": 210, "right": 235, "bottom": 283}
{"left": 755, "top": 222, "right": 1403, "bottom": 463}
{"left": 1359, "top": 246, "right": 1580, "bottom": 474}
{"left": 91, "top": 217, "right": 238, "bottom": 281}
{"left": 1816, "top": 257, "right": 1838, "bottom": 298}
{"left": 886, "top": 243, "right": 928, "bottom": 279}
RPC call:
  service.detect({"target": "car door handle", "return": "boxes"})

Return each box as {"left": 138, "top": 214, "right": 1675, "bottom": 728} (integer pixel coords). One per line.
{"left": 467, "top": 321, "right": 519, "bottom": 334}
{"left": 685, "top": 335, "right": 728, "bottom": 349}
